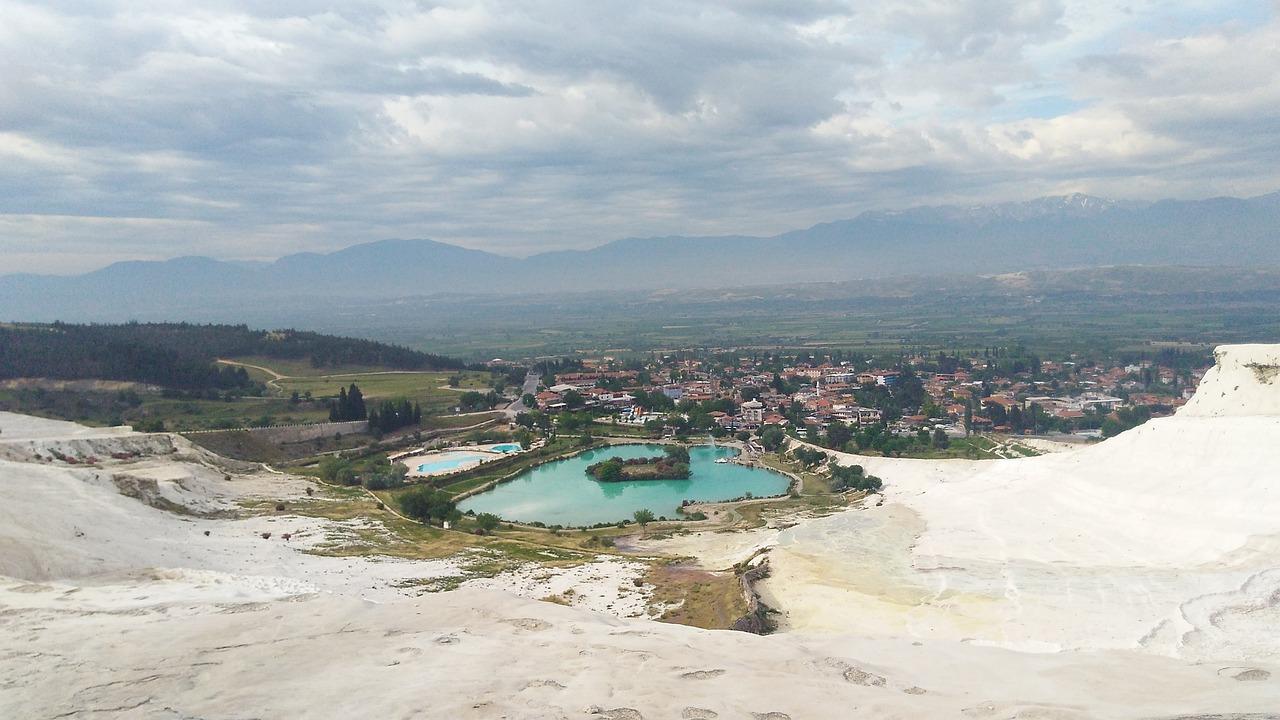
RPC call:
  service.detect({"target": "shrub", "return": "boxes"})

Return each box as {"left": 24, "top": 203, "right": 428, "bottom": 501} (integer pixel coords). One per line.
{"left": 475, "top": 513, "right": 501, "bottom": 533}
{"left": 318, "top": 457, "right": 357, "bottom": 486}
{"left": 398, "top": 487, "right": 456, "bottom": 525}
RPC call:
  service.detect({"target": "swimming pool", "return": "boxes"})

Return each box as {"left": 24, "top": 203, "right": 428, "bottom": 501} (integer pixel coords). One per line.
{"left": 417, "top": 452, "right": 490, "bottom": 474}
{"left": 487, "top": 443, "right": 523, "bottom": 453}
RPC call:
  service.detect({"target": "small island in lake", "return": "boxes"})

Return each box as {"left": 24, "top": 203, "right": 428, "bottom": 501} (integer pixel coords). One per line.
{"left": 587, "top": 445, "right": 692, "bottom": 481}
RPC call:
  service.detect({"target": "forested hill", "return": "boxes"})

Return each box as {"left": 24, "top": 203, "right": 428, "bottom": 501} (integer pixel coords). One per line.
{"left": 0, "top": 323, "right": 468, "bottom": 391}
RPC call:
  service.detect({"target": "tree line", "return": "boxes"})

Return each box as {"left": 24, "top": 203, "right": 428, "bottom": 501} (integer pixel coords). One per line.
{"left": 368, "top": 398, "right": 423, "bottom": 434}
{"left": 0, "top": 322, "right": 470, "bottom": 392}
{"left": 0, "top": 324, "right": 257, "bottom": 392}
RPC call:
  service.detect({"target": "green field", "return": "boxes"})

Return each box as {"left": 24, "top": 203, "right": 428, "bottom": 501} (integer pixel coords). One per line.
{"left": 270, "top": 369, "right": 492, "bottom": 413}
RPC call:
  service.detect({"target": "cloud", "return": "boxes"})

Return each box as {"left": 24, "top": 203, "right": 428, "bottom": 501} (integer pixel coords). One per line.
{"left": 0, "top": 0, "right": 1276, "bottom": 272}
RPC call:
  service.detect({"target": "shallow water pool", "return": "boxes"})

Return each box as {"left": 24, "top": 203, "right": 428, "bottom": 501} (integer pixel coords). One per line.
{"left": 458, "top": 444, "right": 790, "bottom": 526}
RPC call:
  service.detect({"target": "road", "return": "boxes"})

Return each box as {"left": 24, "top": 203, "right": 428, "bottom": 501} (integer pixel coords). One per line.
{"left": 504, "top": 371, "right": 541, "bottom": 416}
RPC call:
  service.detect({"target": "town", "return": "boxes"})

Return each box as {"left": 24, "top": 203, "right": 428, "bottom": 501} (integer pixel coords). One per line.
{"left": 518, "top": 346, "right": 1210, "bottom": 456}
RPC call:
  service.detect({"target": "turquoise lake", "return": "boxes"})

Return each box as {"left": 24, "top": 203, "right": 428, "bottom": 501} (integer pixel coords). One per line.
{"left": 457, "top": 444, "right": 791, "bottom": 526}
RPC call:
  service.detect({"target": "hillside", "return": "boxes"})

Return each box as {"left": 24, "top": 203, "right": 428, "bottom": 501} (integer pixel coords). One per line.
{"left": 3, "top": 191, "right": 1280, "bottom": 322}
{"left": 0, "top": 323, "right": 467, "bottom": 390}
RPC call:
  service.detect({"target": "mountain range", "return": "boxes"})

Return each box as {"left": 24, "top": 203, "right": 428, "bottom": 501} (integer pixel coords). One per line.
{"left": 3, "top": 191, "right": 1279, "bottom": 322}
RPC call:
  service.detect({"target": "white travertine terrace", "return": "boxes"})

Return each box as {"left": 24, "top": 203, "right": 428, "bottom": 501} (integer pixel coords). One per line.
{"left": 1180, "top": 344, "right": 1280, "bottom": 417}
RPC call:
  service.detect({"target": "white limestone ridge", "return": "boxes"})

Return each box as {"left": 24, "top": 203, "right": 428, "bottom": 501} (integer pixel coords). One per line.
{"left": 755, "top": 342, "right": 1280, "bottom": 661}
{"left": 1179, "top": 344, "right": 1280, "bottom": 417}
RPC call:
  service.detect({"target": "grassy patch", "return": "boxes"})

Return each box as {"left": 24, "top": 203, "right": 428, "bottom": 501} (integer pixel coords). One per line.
{"left": 729, "top": 493, "right": 849, "bottom": 531}
{"left": 645, "top": 563, "right": 749, "bottom": 630}
{"left": 274, "top": 370, "right": 492, "bottom": 414}
{"left": 262, "top": 478, "right": 626, "bottom": 565}
{"left": 585, "top": 422, "right": 659, "bottom": 439}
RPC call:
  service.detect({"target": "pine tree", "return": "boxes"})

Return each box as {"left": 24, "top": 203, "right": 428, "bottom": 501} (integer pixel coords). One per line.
{"left": 331, "top": 386, "right": 348, "bottom": 421}
{"left": 348, "top": 383, "right": 366, "bottom": 419}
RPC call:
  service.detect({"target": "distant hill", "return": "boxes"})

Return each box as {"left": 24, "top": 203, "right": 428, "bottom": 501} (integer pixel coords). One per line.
{"left": 2, "top": 191, "right": 1279, "bottom": 321}
{"left": 0, "top": 323, "right": 468, "bottom": 391}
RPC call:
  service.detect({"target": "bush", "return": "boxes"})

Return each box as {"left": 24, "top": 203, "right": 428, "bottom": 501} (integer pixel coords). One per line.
{"left": 475, "top": 513, "right": 501, "bottom": 533}
{"left": 362, "top": 463, "right": 408, "bottom": 491}
{"left": 398, "top": 487, "right": 457, "bottom": 524}
{"left": 759, "top": 425, "right": 786, "bottom": 451}
{"left": 793, "top": 447, "right": 828, "bottom": 467}
{"left": 830, "top": 462, "right": 883, "bottom": 492}
{"left": 134, "top": 418, "right": 166, "bottom": 433}
{"left": 318, "top": 457, "right": 357, "bottom": 486}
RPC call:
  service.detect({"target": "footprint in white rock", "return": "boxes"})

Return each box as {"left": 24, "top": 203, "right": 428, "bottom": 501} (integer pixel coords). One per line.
{"left": 679, "top": 669, "right": 726, "bottom": 680}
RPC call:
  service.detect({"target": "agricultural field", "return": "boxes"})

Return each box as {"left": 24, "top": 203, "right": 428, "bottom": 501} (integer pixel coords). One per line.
{"left": 310, "top": 269, "right": 1280, "bottom": 360}
{"left": 266, "top": 368, "right": 493, "bottom": 414}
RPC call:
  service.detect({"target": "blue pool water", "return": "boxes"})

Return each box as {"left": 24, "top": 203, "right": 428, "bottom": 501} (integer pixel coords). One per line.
{"left": 488, "top": 443, "right": 523, "bottom": 453}
{"left": 458, "top": 444, "right": 790, "bottom": 526}
{"left": 417, "top": 452, "right": 490, "bottom": 474}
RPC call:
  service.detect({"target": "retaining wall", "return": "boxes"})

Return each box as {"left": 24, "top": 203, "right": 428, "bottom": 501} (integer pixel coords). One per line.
{"left": 183, "top": 420, "right": 368, "bottom": 443}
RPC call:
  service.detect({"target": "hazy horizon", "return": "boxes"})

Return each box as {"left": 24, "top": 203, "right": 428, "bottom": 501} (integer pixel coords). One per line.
{"left": 6, "top": 187, "right": 1280, "bottom": 278}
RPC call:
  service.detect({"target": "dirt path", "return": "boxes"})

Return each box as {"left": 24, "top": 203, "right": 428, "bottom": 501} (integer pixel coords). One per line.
{"left": 216, "top": 358, "right": 287, "bottom": 391}
{"left": 216, "top": 359, "right": 468, "bottom": 392}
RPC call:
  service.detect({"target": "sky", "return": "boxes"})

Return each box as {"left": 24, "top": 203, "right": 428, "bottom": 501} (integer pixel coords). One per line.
{"left": 2, "top": 0, "right": 1278, "bottom": 274}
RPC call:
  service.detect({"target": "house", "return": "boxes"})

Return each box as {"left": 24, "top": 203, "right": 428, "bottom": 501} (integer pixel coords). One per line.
{"left": 1080, "top": 394, "right": 1123, "bottom": 412}
{"left": 983, "top": 396, "right": 1017, "bottom": 410}
{"left": 619, "top": 407, "right": 663, "bottom": 425}
{"left": 739, "top": 399, "right": 764, "bottom": 428}
{"left": 855, "top": 407, "right": 882, "bottom": 425}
